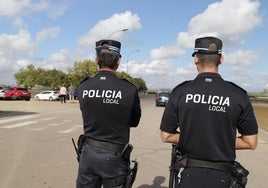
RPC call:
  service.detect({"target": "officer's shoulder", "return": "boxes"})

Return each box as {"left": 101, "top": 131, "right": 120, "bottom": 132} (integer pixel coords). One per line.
{"left": 173, "top": 80, "right": 191, "bottom": 90}
{"left": 78, "top": 77, "right": 91, "bottom": 86}
{"left": 227, "top": 81, "right": 247, "bottom": 93}
{"left": 81, "top": 77, "right": 91, "bottom": 83}
{"left": 121, "top": 78, "right": 136, "bottom": 87}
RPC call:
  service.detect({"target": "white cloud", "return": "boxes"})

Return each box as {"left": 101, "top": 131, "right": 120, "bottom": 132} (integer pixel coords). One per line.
{"left": 147, "top": 0, "right": 263, "bottom": 90}
{"left": 176, "top": 63, "right": 196, "bottom": 77}
{"left": 0, "top": 0, "right": 30, "bottom": 16}
{"left": 47, "top": 1, "right": 71, "bottom": 19}
{"left": 36, "top": 49, "right": 74, "bottom": 71}
{"left": 224, "top": 50, "right": 261, "bottom": 73}
{"left": 35, "top": 48, "right": 94, "bottom": 72}
{"left": 119, "top": 59, "right": 173, "bottom": 77}
{"left": 0, "top": 0, "right": 69, "bottom": 19}
{"left": 0, "top": 29, "right": 36, "bottom": 57}
{"left": 77, "top": 11, "right": 142, "bottom": 47}
{"left": 0, "top": 0, "right": 49, "bottom": 17}
{"left": 177, "top": 0, "right": 262, "bottom": 48}
{"left": 150, "top": 46, "right": 185, "bottom": 60}
{"left": 12, "top": 17, "right": 28, "bottom": 28}
{"left": 35, "top": 27, "right": 60, "bottom": 44}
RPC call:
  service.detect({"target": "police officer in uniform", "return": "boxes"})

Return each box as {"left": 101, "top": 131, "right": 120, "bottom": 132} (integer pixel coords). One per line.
{"left": 76, "top": 39, "right": 141, "bottom": 188}
{"left": 160, "top": 36, "right": 258, "bottom": 188}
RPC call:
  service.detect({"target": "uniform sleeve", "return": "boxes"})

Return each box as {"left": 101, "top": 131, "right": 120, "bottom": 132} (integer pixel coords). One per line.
{"left": 237, "top": 99, "right": 258, "bottom": 135}
{"left": 160, "top": 93, "right": 179, "bottom": 133}
{"left": 130, "top": 91, "right": 141, "bottom": 127}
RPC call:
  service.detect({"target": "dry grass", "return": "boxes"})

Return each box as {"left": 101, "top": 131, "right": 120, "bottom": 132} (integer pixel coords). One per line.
{"left": 252, "top": 104, "right": 268, "bottom": 132}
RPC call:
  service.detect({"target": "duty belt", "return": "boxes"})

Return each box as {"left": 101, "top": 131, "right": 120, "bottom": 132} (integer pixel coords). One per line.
{"left": 187, "top": 158, "right": 233, "bottom": 174}
{"left": 84, "top": 138, "right": 125, "bottom": 153}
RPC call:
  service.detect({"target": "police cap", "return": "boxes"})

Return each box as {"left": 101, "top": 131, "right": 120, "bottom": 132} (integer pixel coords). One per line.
{"left": 95, "top": 39, "right": 121, "bottom": 57}
{"left": 192, "top": 36, "right": 222, "bottom": 57}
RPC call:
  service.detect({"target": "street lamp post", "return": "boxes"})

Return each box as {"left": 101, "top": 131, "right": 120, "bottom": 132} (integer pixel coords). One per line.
{"left": 107, "top": 29, "right": 128, "bottom": 38}
{"left": 127, "top": 50, "right": 139, "bottom": 74}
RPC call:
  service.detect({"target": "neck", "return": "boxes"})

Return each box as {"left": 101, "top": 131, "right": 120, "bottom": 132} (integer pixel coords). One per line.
{"left": 197, "top": 65, "right": 218, "bottom": 74}
{"left": 99, "top": 67, "right": 116, "bottom": 73}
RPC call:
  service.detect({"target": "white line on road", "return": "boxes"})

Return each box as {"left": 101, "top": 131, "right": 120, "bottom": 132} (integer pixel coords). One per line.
{"left": 1, "top": 121, "right": 38, "bottom": 129}
{"left": 58, "top": 125, "right": 81, "bottom": 133}
{"left": 41, "top": 117, "right": 58, "bottom": 121}
{"left": 0, "top": 115, "right": 38, "bottom": 124}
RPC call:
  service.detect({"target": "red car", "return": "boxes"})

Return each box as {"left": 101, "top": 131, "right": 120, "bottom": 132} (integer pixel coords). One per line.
{"left": 4, "top": 87, "right": 31, "bottom": 101}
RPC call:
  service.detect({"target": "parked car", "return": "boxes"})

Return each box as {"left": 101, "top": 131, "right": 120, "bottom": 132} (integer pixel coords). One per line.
{"left": 34, "top": 90, "right": 59, "bottom": 101}
{"left": 4, "top": 87, "right": 31, "bottom": 101}
{"left": 0, "top": 89, "right": 5, "bottom": 99}
{"left": 155, "top": 91, "right": 171, "bottom": 107}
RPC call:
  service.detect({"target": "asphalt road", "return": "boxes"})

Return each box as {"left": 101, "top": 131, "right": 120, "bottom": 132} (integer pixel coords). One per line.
{"left": 0, "top": 95, "right": 267, "bottom": 188}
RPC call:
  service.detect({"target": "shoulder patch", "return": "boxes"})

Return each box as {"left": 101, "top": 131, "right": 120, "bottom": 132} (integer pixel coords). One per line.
{"left": 227, "top": 81, "right": 247, "bottom": 93}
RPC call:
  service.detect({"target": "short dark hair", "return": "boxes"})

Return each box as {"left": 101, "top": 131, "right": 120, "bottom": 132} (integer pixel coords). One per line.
{"left": 196, "top": 53, "right": 221, "bottom": 66}
{"left": 97, "top": 48, "right": 120, "bottom": 69}
{"left": 196, "top": 42, "right": 221, "bottom": 66}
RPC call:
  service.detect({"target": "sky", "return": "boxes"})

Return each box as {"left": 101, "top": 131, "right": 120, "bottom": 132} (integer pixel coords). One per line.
{"left": 0, "top": 0, "right": 268, "bottom": 92}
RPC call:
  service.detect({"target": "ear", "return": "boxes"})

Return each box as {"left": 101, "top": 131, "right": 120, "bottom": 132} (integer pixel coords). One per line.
{"left": 114, "top": 58, "right": 121, "bottom": 70}
{"left": 194, "top": 55, "right": 199, "bottom": 65}
{"left": 117, "top": 58, "right": 121, "bottom": 66}
{"left": 219, "top": 54, "right": 224, "bottom": 65}
{"left": 95, "top": 59, "right": 99, "bottom": 65}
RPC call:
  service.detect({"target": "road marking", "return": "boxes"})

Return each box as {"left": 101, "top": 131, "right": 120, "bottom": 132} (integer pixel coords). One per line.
{"left": 41, "top": 117, "right": 57, "bottom": 121}
{"left": 1, "top": 121, "right": 38, "bottom": 129}
{"left": 0, "top": 115, "right": 38, "bottom": 124}
{"left": 0, "top": 115, "right": 81, "bottom": 134}
{"left": 29, "top": 127, "right": 46, "bottom": 131}
{"left": 48, "top": 123, "right": 60, "bottom": 126}
{"left": 58, "top": 125, "right": 81, "bottom": 133}
{"left": 259, "top": 139, "right": 267, "bottom": 144}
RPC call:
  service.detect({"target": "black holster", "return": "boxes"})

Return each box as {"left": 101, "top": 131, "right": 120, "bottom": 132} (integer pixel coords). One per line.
{"left": 169, "top": 144, "right": 187, "bottom": 188}
{"left": 121, "top": 144, "right": 133, "bottom": 160}
{"left": 125, "top": 160, "right": 138, "bottom": 188}
{"left": 75, "top": 134, "right": 86, "bottom": 162}
{"left": 230, "top": 162, "right": 249, "bottom": 188}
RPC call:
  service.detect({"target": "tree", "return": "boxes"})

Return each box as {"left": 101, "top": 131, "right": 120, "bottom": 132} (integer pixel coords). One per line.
{"left": 116, "top": 71, "right": 147, "bottom": 91}
{"left": 14, "top": 64, "right": 37, "bottom": 89}
{"left": 14, "top": 60, "right": 147, "bottom": 91}
{"left": 14, "top": 65, "right": 68, "bottom": 89}
{"left": 67, "top": 60, "right": 98, "bottom": 88}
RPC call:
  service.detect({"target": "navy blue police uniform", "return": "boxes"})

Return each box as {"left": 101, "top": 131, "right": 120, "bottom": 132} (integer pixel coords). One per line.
{"left": 160, "top": 37, "right": 258, "bottom": 188}
{"left": 76, "top": 39, "right": 141, "bottom": 188}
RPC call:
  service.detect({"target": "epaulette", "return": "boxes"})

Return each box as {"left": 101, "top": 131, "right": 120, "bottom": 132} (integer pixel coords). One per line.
{"left": 121, "top": 78, "right": 136, "bottom": 86}
{"left": 172, "top": 80, "right": 191, "bottom": 91}
{"left": 80, "top": 77, "right": 90, "bottom": 84}
{"left": 227, "top": 81, "right": 247, "bottom": 93}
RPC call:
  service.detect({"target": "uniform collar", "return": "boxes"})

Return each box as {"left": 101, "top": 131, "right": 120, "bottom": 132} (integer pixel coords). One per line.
{"left": 97, "top": 70, "right": 116, "bottom": 76}
{"left": 196, "top": 72, "right": 222, "bottom": 79}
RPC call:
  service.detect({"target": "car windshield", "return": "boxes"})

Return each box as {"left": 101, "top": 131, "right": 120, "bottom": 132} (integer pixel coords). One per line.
{"left": 158, "top": 93, "right": 170, "bottom": 97}
{"left": 17, "top": 88, "right": 27, "bottom": 91}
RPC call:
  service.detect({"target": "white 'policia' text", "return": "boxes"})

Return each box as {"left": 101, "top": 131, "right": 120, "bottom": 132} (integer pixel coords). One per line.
{"left": 82, "top": 89, "right": 122, "bottom": 104}
{"left": 185, "top": 94, "right": 230, "bottom": 113}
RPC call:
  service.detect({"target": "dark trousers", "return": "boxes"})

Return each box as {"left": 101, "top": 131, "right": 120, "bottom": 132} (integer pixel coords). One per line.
{"left": 60, "top": 95, "right": 66, "bottom": 103}
{"left": 76, "top": 144, "right": 129, "bottom": 188}
{"left": 177, "top": 167, "right": 232, "bottom": 188}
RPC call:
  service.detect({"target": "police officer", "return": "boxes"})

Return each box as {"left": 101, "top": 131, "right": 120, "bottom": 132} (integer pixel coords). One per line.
{"left": 76, "top": 39, "right": 141, "bottom": 188}
{"left": 160, "top": 36, "right": 258, "bottom": 188}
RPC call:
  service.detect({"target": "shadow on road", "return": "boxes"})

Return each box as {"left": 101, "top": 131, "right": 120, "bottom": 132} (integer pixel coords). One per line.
{"left": 0, "top": 111, "right": 37, "bottom": 118}
{"left": 137, "top": 176, "right": 168, "bottom": 188}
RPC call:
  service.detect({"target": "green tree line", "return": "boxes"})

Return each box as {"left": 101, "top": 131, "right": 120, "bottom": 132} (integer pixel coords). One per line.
{"left": 14, "top": 60, "right": 147, "bottom": 91}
